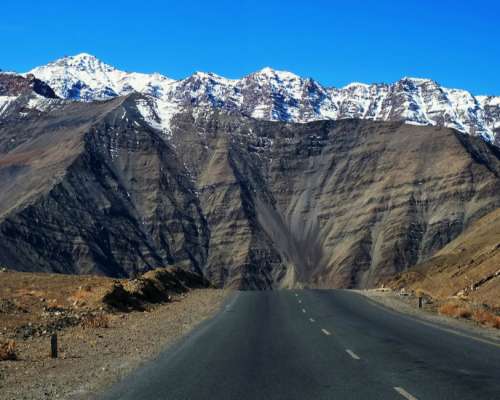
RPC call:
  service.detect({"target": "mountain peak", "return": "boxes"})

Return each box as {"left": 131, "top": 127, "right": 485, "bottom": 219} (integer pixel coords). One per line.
{"left": 24, "top": 55, "right": 500, "bottom": 144}
{"left": 190, "top": 71, "right": 236, "bottom": 84}
{"left": 53, "top": 53, "right": 113, "bottom": 71}
{"left": 259, "top": 66, "right": 276, "bottom": 74}
{"left": 253, "top": 67, "right": 301, "bottom": 81}
{"left": 400, "top": 76, "right": 435, "bottom": 85}
{"left": 71, "top": 52, "right": 98, "bottom": 60}
{"left": 342, "top": 82, "right": 371, "bottom": 90}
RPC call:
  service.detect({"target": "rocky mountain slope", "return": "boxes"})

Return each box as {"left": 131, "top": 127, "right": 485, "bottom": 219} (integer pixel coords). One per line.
{"left": 384, "top": 207, "right": 500, "bottom": 308}
{"left": 0, "top": 78, "right": 208, "bottom": 278}
{"left": 1, "top": 81, "right": 500, "bottom": 288}
{"left": 28, "top": 53, "right": 500, "bottom": 145}
{"left": 168, "top": 110, "right": 500, "bottom": 288}
{"left": 0, "top": 73, "right": 63, "bottom": 122}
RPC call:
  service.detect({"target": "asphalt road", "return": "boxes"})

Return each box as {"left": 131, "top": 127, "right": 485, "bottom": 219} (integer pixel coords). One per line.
{"left": 100, "top": 290, "right": 500, "bottom": 400}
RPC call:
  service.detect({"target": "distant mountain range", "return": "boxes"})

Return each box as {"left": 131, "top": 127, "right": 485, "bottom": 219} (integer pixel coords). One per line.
{"left": 1, "top": 55, "right": 500, "bottom": 289}
{"left": 14, "top": 53, "right": 498, "bottom": 146}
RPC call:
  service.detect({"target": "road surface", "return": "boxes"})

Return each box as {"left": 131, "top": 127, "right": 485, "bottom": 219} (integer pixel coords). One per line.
{"left": 100, "top": 290, "right": 500, "bottom": 400}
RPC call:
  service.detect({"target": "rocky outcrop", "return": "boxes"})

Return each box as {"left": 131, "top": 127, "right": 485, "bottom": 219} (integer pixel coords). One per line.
{"left": 102, "top": 267, "right": 211, "bottom": 311}
{"left": 0, "top": 73, "right": 58, "bottom": 98}
{"left": 1, "top": 95, "right": 500, "bottom": 289}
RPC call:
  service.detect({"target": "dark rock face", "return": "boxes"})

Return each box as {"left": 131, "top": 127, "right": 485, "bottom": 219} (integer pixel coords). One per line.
{"left": 1, "top": 95, "right": 500, "bottom": 289}
{"left": 0, "top": 96, "right": 208, "bottom": 278}
{"left": 0, "top": 73, "right": 58, "bottom": 98}
{"left": 168, "top": 112, "right": 500, "bottom": 288}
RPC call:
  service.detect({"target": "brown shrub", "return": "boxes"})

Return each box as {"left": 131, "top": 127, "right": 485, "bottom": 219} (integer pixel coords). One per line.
{"left": 81, "top": 314, "right": 110, "bottom": 329}
{"left": 0, "top": 340, "right": 17, "bottom": 361}
{"left": 472, "top": 309, "right": 500, "bottom": 329}
{"left": 438, "top": 303, "right": 472, "bottom": 319}
{"left": 82, "top": 284, "right": 92, "bottom": 292}
{"left": 102, "top": 283, "right": 142, "bottom": 311}
{"left": 456, "top": 307, "right": 472, "bottom": 319}
{"left": 438, "top": 303, "right": 458, "bottom": 316}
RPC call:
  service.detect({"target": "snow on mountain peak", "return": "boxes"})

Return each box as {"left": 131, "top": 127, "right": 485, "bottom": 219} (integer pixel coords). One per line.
{"left": 190, "top": 71, "right": 237, "bottom": 86}
{"left": 342, "top": 82, "right": 372, "bottom": 90}
{"left": 52, "top": 53, "right": 111, "bottom": 72}
{"left": 25, "top": 54, "right": 500, "bottom": 144}
{"left": 72, "top": 52, "right": 97, "bottom": 59}
{"left": 400, "top": 76, "right": 433, "bottom": 84}
{"left": 67, "top": 52, "right": 100, "bottom": 62}
{"left": 253, "top": 67, "right": 302, "bottom": 82}
{"left": 29, "top": 53, "right": 175, "bottom": 102}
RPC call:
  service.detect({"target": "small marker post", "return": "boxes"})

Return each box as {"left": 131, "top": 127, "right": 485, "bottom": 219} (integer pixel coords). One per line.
{"left": 50, "top": 334, "right": 58, "bottom": 358}
{"left": 418, "top": 296, "right": 423, "bottom": 309}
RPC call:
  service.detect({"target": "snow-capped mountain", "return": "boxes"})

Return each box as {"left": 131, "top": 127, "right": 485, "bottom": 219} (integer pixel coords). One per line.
{"left": 29, "top": 53, "right": 175, "bottom": 101}
{"left": 27, "top": 53, "right": 500, "bottom": 144}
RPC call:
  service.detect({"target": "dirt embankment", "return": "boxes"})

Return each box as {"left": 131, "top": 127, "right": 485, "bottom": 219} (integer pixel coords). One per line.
{"left": 0, "top": 269, "right": 229, "bottom": 400}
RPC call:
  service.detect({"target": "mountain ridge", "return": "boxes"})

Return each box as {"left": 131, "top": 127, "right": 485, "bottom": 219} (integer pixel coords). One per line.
{"left": 24, "top": 53, "right": 500, "bottom": 145}
{"left": 2, "top": 55, "right": 500, "bottom": 289}
{"left": 1, "top": 92, "right": 500, "bottom": 288}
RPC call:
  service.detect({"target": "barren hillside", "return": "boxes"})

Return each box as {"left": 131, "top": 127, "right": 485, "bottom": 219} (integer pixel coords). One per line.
{"left": 384, "top": 207, "right": 500, "bottom": 309}
{"left": 1, "top": 91, "right": 500, "bottom": 288}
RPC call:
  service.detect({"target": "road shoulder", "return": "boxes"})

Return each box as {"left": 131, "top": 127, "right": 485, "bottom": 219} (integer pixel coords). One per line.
{"left": 356, "top": 289, "right": 500, "bottom": 345}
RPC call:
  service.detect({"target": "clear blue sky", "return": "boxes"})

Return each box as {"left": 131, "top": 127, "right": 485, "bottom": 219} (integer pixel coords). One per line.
{"left": 2, "top": 0, "right": 499, "bottom": 95}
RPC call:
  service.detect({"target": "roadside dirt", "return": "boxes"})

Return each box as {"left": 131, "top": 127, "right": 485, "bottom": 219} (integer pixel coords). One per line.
{"left": 358, "top": 289, "right": 500, "bottom": 343}
{"left": 0, "top": 270, "right": 229, "bottom": 400}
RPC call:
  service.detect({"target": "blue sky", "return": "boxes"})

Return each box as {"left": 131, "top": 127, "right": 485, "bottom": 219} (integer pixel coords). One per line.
{"left": 2, "top": 0, "right": 499, "bottom": 95}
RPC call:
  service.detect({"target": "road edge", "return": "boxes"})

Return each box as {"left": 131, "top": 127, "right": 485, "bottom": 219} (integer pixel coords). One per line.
{"left": 95, "top": 290, "right": 241, "bottom": 400}
{"left": 352, "top": 290, "right": 500, "bottom": 349}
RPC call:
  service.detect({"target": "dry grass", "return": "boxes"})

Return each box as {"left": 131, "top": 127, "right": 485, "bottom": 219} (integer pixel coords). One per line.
{"left": 0, "top": 340, "right": 17, "bottom": 361}
{"left": 68, "top": 285, "right": 94, "bottom": 307}
{"left": 0, "top": 271, "right": 119, "bottom": 333}
{"left": 472, "top": 309, "right": 500, "bottom": 329}
{"left": 81, "top": 314, "right": 110, "bottom": 329}
{"left": 438, "top": 303, "right": 472, "bottom": 319}
{"left": 439, "top": 302, "right": 500, "bottom": 329}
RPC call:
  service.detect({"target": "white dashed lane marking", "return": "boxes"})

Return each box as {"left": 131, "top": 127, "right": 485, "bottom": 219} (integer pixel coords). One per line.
{"left": 321, "top": 328, "right": 331, "bottom": 336}
{"left": 345, "top": 349, "right": 360, "bottom": 360}
{"left": 309, "top": 318, "right": 315, "bottom": 323}
{"left": 298, "top": 300, "right": 302, "bottom": 304}
{"left": 302, "top": 308, "right": 306, "bottom": 313}
{"left": 394, "top": 387, "right": 418, "bottom": 400}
